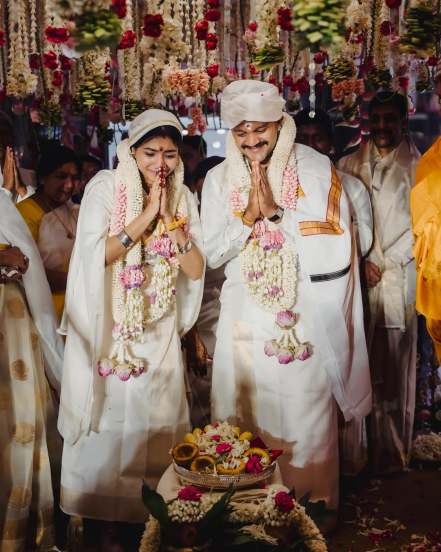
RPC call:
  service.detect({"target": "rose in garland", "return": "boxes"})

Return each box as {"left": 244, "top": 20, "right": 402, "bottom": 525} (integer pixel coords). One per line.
{"left": 45, "top": 25, "right": 70, "bottom": 44}
{"left": 143, "top": 14, "right": 164, "bottom": 38}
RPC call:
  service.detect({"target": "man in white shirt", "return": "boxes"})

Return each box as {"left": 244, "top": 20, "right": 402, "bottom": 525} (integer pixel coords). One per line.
{"left": 338, "top": 92, "right": 419, "bottom": 473}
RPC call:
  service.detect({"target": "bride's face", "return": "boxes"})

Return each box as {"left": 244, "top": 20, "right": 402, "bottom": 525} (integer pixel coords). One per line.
{"left": 132, "top": 136, "right": 179, "bottom": 185}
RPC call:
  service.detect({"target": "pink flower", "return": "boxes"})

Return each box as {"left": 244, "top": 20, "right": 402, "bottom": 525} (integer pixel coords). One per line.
{"left": 211, "top": 434, "right": 221, "bottom": 442}
{"left": 296, "top": 343, "right": 312, "bottom": 361}
{"left": 276, "top": 310, "right": 296, "bottom": 329}
{"left": 120, "top": 264, "right": 145, "bottom": 289}
{"left": 264, "top": 339, "right": 279, "bottom": 357}
{"left": 267, "top": 286, "right": 281, "bottom": 299}
{"left": 177, "top": 486, "right": 203, "bottom": 501}
{"left": 117, "top": 365, "right": 132, "bottom": 381}
{"left": 277, "top": 350, "right": 295, "bottom": 364}
{"left": 260, "top": 230, "right": 285, "bottom": 250}
{"left": 274, "top": 491, "right": 294, "bottom": 513}
{"left": 246, "top": 455, "right": 263, "bottom": 474}
{"left": 97, "top": 359, "right": 113, "bottom": 377}
{"left": 216, "top": 442, "right": 232, "bottom": 455}
{"left": 148, "top": 236, "right": 175, "bottom": 259}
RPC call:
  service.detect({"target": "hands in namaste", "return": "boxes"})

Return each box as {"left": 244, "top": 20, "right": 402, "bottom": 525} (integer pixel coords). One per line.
{"left": 144, "top": 166, "right": 172, "bottom": 224}
{"left": 244, "top": 161, "right": 278, "bottom": 224}
{"left": 2, "top": 147, "right": 27, "bottom": 199}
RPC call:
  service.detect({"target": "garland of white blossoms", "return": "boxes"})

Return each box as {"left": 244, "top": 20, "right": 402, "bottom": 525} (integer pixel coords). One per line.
{"left": 227, "top": 114, "right": 312, "bottom": 365}
{"left": 6, "top": 0, "right": 38, "bottom": 97}
{"left": 139, "top": 484, "right": 327, "bottom": 552}
{"left": 97, "top": 138, "right": 187, "bottom": 381}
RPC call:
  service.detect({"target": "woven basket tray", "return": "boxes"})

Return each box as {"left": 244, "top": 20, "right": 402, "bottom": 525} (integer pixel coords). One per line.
{"left": 173, "top": 461, "right": 276, "bottom": 490}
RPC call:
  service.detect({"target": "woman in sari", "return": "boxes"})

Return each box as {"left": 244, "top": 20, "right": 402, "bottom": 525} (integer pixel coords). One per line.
{"left": 58, "top": 109, "right": 204, "bottom": 549}
{"left": 0, "top": 192, "right": 63, "bottom": 551}
{"left": 17, "top": 144, "right": 80, "bottom": 320}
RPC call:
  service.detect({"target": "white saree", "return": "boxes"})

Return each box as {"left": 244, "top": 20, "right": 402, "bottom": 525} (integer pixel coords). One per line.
{"left": 338, "top": 138, "right": 420, "bottom": 473}
{"left": 202, "top": 143, "right": 371, "bottom": 509}
{"left": 58, "top": 170, "right": 204, "bottom": 522}
{"left": 0, "top": 193, "right": 63, "bottom": 551}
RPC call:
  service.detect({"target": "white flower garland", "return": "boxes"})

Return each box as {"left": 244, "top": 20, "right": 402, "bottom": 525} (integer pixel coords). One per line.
{"left": 226, "top": 114, "right": 312, "bottom": 365}
{"left": 139, "top": 484, "right": 328, "bottom": 552}
{"left": 98, "top": 138, "right": 188, "bottom": 381}
{"left": 6, "top": 0, "right": 38, "bottom": 98}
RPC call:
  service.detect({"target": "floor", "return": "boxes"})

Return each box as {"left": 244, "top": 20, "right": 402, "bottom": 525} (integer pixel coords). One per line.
{"left": 327, "top": 466, "right": 441, "bottom": 551}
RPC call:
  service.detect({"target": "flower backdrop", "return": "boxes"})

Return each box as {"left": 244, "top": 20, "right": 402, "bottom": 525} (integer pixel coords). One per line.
{"left": 0, "top": 0, "right": 440, "bottom": 144}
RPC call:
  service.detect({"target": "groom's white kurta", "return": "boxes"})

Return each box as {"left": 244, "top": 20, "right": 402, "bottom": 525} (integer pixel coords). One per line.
{"left": 58, "top": 170, "right": 204, "bottom": 522}
{"left": 202, "top": 143, "right": 371, "bottom": 508}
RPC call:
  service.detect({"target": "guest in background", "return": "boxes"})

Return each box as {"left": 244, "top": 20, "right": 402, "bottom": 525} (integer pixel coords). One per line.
{"left": 72, "top": 154, "right": 103, "bottom": 204}
{"left": 0, "top": 111, "right": 36, "bottom": 202}
{"left": 181, "top": 134, "right": 207, "bottom": 189}
{"left": 0, "top": 191, "right": 63, "bottom": 551}
{"left": 339, "top": 92, "right": 420, "bottom": 473}
{"left": 17, "top": 143, "right": 80, "bottom": 320}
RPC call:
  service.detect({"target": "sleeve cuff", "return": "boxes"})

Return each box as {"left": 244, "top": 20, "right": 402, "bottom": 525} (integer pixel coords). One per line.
{"left": 227, "top": 216, "right": 254, "bottom": 247}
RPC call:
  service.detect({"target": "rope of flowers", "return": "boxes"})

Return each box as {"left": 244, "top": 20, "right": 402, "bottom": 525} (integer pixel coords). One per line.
{"left": 138, "top": 484, "right": 328, "bottom": 552}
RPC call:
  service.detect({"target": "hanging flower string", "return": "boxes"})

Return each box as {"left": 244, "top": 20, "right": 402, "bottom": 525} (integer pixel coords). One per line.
{"left": 229, "top": 143, "right": 312, "bottom": 366}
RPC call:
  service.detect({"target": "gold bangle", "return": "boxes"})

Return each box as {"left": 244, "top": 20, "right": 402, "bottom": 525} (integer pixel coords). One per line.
{"left": 233, "top": 210, "right": 244, "bottom": 219}
{"left": 167, "top": 217, "right": 187, "bottom": 232}
{"left": 242, "top": 214, "right": 254, "bottom": 227}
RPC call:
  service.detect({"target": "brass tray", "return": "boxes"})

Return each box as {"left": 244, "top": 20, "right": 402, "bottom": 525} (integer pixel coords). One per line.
{"left": 173, "top": 461, "right": 276, "bottom": 490}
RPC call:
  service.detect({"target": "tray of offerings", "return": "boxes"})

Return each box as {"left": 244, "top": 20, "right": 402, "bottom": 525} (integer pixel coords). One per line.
{"left": 171, "top": 421, "right": 281, "bottom": 490}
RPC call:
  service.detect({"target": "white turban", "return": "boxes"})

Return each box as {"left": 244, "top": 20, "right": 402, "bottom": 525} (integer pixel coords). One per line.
{"left": 221, "top": 80, "right": 286, "bottom": 129}
{"left": 128, "top": 108, "right": 183, "bottom": 148}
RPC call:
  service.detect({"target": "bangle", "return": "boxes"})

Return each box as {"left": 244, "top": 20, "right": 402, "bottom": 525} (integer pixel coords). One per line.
{"left": 242, "top": 214, "right": 255, "bottom": 227}
{"left": 167, "top": 217, "right": 187, "bottom": 232}
{"left": 176, "top": 239, "right": 193, "bottom": 255}
{"left": 117, "top": 229, "right": 135, "bottom": 249}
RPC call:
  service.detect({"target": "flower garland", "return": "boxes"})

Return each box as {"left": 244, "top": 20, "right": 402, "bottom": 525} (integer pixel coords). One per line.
{"left": 412, "top": 432, "right": 441, "bottom": 462}
{"left": 139, "top": 484, "right": 327, "bottom": 552}
{"left": 76, "top": 49, "right": 111, "bottom": 109}
{"left": 162, "top": 68, "right": 210, "bottom": 98}
{"left": 140, "top": 15, "right": 189, "bottom": 106}
{"left": 6, "top": 0, "right": 38, "bottom": 98}
{"left": 226, "top": 114, "right": 312, "bottom": 365}
{"left": 98, "top": 138, "right": 188, "bottom": 381}
{"left": 249, "top": 0, "right": 285, "bottom": 71}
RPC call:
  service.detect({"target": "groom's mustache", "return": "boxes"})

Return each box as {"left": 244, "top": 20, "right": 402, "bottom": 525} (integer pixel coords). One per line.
{"left": 242, "top": 141, "right": 268, "bottom": 150}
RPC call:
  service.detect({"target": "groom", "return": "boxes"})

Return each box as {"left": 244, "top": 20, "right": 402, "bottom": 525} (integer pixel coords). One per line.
{"left": 201, "top": 80, "right": 371, "bottom": 510}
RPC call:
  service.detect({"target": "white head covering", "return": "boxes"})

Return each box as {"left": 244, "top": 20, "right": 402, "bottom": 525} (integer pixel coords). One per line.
{"left": 221, "top": 80, "right": 286, "bottom": 129}
{"left": 128, "top": 108, "right": 183, "bottom": 148}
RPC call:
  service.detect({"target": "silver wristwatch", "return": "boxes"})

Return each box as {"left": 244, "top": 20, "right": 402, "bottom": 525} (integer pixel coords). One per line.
{"left": 268, "top": 206, "right": 284, "bottom": 224}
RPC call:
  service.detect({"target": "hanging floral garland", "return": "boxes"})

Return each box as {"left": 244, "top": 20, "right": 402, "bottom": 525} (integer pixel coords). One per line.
{"left": 293, "top": 0, "right": 346, "bottom": 52}
{"left": 248, "top": 0, "right": 286, "bottom": 71}
{"left": 76, "top": 49, "right": 111, "bottom": 109}
{"left": 6, "top": 0, "right": 38, "bottom": 98}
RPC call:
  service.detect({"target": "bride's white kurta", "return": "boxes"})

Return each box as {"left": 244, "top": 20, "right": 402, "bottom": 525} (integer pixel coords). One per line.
{"left": 58, "top": 170, "right": 204, "bottom": 522}
{"left": 201, "top": 144, "right": 371, "bottom": 509}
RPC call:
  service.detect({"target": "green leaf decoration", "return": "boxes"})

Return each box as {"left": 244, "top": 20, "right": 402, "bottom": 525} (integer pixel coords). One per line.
{"left": 298, "top": 492, "right": 311, "bottom": 507}
{"left": 199, "top": 485, "right": 235, "bottom": 535}
{"left": 141, "top": 482, "right": 170, "bottom": 528}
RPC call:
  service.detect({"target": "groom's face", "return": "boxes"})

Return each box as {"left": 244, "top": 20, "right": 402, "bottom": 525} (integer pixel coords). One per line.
{"left": 232, "top": 120, "right": 280, "bottom": 164}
